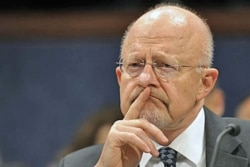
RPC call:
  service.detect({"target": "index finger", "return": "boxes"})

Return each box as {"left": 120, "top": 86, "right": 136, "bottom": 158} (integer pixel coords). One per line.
{"left": 124, "top": 87, "right": 150, "bottom": 120}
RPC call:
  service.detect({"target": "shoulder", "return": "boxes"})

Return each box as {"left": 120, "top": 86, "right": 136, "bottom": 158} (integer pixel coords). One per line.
{"left": 223, "top": 117, "right": 250, "bottom": 136}
{"left": 204, "top": 107, "right": 250, "bottom": 146}
{"left": 223, "top": 117, "right": 250, "bottom": 149}
{"left": 59, "top": 144, "right": 103, "bottom": 167}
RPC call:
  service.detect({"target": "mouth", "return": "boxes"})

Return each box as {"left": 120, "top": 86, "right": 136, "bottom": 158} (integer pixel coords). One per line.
{"left": 150, "top": 92, "right": 169, "bottom": 109}
{"left": 148, "top": 95, "right": 166, "bottom": 106}
{"left": 149, "top": 94, "right": 160, "bottom": 100}
{"left": 131, "top": 92, "right": 168, "bottom": 109}
{"left": 129, "top": 87, "right": 169, "bottom": 108}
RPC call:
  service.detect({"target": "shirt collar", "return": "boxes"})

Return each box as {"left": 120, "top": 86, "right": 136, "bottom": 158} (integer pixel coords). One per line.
{"left": 170, "top": 107, "right": 205, "bottom": 165}
{"left": 140, "top": 108, "right": 205, "bottom": 166}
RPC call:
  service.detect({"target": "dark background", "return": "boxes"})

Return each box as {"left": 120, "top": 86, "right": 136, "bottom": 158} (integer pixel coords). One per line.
{"left": 0, "top": 1, "right": 250, "bottom": 167}
{"left": 0, "top": 0, "right": 250, "bottom": 11}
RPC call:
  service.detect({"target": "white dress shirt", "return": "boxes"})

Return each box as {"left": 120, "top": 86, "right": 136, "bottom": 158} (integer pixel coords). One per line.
{"left": 140, "top": 108, "right": 206, "bottom": 167}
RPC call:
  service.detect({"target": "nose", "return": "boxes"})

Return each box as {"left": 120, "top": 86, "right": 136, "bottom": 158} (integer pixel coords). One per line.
{"left": 137, "top": 63, "right": 160, "bottom": 87}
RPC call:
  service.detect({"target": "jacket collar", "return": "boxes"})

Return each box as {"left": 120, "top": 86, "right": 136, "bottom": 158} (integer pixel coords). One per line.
{"left": 204, "top": 107, "right": 248, "bottom": 167}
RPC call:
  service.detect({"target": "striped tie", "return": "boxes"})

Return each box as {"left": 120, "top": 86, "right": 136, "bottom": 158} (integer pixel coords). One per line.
{"left": 158, "top": 147, "right": 177, "bottom": 167}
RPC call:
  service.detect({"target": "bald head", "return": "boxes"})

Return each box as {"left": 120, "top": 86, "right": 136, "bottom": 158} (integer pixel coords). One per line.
{"left": 116, "top": 3, "right": 219, "bottom": 136}
{"left": 121, "top": 4, "right": 213, "bottom": 67}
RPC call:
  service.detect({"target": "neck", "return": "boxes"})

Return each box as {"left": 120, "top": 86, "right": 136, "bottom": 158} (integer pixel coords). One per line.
{"left": 163, "top": 100, "right": 204, "bottom": 143}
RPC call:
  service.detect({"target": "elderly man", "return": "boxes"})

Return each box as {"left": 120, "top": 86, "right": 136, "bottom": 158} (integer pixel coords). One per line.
{"left": 60, "top": 3, "right": 250, "bottom": 167}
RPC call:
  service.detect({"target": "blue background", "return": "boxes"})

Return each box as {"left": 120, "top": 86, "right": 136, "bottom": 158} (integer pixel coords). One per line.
{"left": 0, "top": 36, "right": 250, "bottom": 167}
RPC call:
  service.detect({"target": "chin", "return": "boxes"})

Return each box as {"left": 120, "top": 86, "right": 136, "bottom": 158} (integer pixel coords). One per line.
{"left": 139, "top": 109, "right": 170, "bottom": 129}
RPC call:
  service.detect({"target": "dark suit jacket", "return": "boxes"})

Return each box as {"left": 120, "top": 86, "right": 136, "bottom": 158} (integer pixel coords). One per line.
{"left": 59, "top": 107, "right": 250, "bottom": 167}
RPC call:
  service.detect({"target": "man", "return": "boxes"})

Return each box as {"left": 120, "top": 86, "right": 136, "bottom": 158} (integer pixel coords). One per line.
{"left": 60, "top": 3, "right": 250, "bottom": 167}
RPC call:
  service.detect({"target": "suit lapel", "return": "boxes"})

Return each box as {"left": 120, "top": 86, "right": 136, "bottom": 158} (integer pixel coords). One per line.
{"left": 204, "top": 107, "right": 248, "bottom": 167}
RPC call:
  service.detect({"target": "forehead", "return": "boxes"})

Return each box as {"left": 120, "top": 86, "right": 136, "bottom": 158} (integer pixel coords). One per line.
{"left": 121, "top": 6, "right": 209, "bottom": 61}
{"left": 122, "top": 34, "right": 195, "bottom": 64}
{"left": 121, "top": 8, "right": 201, "bottom": 58}
{"left": 123, "top": 46, "right": 180, "bottom": 63}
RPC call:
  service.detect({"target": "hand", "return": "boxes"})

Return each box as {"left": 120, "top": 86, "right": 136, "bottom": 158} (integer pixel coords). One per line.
{"left": 95, "top": 88, "right": 169, "bottom": 167}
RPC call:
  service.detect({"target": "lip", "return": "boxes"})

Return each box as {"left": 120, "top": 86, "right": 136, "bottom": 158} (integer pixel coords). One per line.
{"left": 149, "top": 95, "right": 160, "bottom": 100}
{"left": 149, "top": 93, "right": 168, "bottom": 108}
{"left": 131, "top": 93, "right": 160, "bottom": 105}
{"left": 130, "top": 89, "right": 168, "bottom": 107}
{"left": 149, "top": 94, "right": 161, "bottom": 101}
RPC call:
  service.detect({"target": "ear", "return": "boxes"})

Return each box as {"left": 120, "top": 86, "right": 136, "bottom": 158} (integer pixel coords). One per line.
{"left": 197, "top": 68, "right": 219, "bottom": 100}
{"left": 116, "top": 66, "right": 122, "bottom": 86}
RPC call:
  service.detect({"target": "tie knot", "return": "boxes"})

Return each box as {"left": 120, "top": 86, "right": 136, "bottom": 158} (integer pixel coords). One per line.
{"left": 158, "top": 147, "right": 177, "bottom": 167}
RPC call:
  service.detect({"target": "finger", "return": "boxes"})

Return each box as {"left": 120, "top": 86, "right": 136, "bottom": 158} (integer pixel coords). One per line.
{"left": 124, "top": 87, "right": 150, "bottom": 120}
{"left": 114, "top": 119, "right": 169, "bottom": 156}
{"left": 143, "top": 121, "right": 169, "bottom": 145}
{"left": 114, "top": 122, "right": 156, "bottom": 153}
{"left": 117, "top": 119, "right": 168, "bottom": 144}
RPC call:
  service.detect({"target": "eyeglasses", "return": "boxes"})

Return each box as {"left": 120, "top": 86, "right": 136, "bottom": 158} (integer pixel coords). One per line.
{"left": 116, "top": 58, "right": 206, "bottom": 81}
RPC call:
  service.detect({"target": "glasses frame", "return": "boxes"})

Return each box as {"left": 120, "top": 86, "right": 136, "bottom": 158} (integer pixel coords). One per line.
{"left": 116, "top": 58, "right": 207, "bottom": 81}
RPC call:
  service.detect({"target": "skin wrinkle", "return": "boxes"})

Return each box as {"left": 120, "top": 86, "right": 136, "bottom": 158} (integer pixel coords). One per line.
{"left": 94, "top": 5, "right": 219, "bottom": 167}
{"left": 126, "top": 38, "right": 197, "bottom": 69}
{"left": 127, "top": 66, "right": 171, "bottom": 127}
{"left": 122, "top": 6, "right": 212, "bottom": 67}
{"left": 130, "top": 86, "right": 169, "bottom": 111}
{"left": 119, "top": 7, "right": 209, "bottom": 138}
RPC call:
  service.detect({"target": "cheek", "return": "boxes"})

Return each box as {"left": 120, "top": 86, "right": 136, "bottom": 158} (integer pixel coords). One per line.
{"left": 119, "top": 77, "right": 137, "bottom": 113}
{"left": 166, "top": 79, "right": 199, "bottom": 118}
{"left": 119, "top": 77, "right": 131, "bottom": 99}
{"left": 179, "top": 73, "right": 201, "bottom": 97}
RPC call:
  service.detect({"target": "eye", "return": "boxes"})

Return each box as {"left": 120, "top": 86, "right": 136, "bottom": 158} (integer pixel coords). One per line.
{"left": 154, "top": 61, "right": 178, "bottom": 74}
{"left": 126, "top": 59, "right": 145, "bottom": 73}
{"left": 128, "top": 62, "right": 141, "bottom": 68}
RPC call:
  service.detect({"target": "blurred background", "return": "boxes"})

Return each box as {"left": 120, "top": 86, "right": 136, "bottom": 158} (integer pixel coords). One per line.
{"left": 0, "top": 0, "right": 250, "bottom": 167}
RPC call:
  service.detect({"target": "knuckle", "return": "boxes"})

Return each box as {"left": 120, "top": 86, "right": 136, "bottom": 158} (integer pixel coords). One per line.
{"left": 134, "top": 127, "right": 145, "bottom": 136}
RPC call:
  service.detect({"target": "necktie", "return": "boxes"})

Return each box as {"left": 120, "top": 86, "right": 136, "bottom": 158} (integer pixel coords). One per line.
{"left": 158, "top": 147, "right": 177, "bottom": 167}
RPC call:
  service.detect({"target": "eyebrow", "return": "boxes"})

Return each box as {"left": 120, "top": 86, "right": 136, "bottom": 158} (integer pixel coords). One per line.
{"left": 124, "top": 49, "right": 180, "bottom": 64}
{"left": 125, "top": 52, "right": 145, "bottom": 59}
{"left": 151, "top": 51, "right": 179, "bottom": 64}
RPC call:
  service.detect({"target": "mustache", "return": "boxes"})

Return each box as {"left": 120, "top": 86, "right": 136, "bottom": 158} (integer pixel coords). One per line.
{"left": 131, "top": 87, "right": 168, "bottom": 107}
